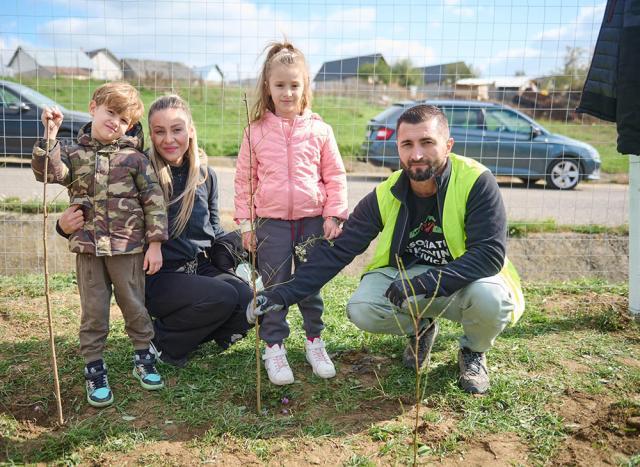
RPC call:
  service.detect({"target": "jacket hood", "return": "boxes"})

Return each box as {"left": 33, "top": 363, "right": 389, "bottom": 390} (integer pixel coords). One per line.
{"left": 77, "top": 121, "right": 145, "bottom": 152}
{"left": 262, "top": 108, "right": 323, "bottom": 127}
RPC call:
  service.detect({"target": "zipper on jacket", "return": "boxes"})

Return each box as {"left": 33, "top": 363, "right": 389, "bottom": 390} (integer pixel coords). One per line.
{"left": 285, "top": 119, "right": 294, "bottom": 219}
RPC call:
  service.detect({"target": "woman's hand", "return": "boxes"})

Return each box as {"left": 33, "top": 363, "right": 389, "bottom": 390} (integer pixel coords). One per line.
{"left": 59, "top": 205, "right": 85, "bottom": 234}
{"left": 323, "top": 217, "right": 343, "bottom": 240}
{"left": 242, "top": 231, "right": 257, "bottom": 252}
{"left": 41, "top": 106, "right": 64, "bottom": 140}
{"left": 144, "top": 242, "right": 163, "bottom": 275}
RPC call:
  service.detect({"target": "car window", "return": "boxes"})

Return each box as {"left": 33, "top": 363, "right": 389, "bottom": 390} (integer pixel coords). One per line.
{"left": 484, "top": 109, "right": 531, "bottom": 134}
{"left": 0, "top": 88, "right": 20, "bottom": 108}
{"left": 373, "top": 105, "right": 406, "bottom": 124}
{"left": 441, "top": 107, "right": 482, "bottom": 130}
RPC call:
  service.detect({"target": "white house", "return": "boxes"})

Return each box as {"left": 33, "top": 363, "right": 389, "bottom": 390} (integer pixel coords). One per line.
{"left": 7, "top": 46, "right": 93, "bottom": 78}
{"left": 85, "top": 48, "right": 123, "bottom": 81}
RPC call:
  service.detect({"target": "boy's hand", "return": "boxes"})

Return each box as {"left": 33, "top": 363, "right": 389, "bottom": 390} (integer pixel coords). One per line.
{"left": 144, "top": 242, "right": 163, "bottom": 275}
{"left": 323, "top": 217, "right": 343, "bottom": 240}
{"left": 242, "top": 230, "right": 256, "bottom": 252}
{"left": 41, "top": 106, "right": 64, "bottom": 139}
{"left": 59, "top": 205, "right": 85, "bottom": 234}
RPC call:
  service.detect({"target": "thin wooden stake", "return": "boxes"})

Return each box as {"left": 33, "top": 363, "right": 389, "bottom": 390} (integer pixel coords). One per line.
{"left": 242, "top": 93, "right": 261, "bottom": 414}
{"left": 43, "top": 133, "right": 64, "bottom": 425}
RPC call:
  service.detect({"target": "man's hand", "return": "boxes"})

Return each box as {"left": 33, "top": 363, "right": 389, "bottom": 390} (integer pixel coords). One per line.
{"left": 144, "top": 242, "right": 163, "bottom": 275}
{"left": 246, "top": 291, "right": 285, "bottom": 324}
{"left": 384, "top": 275, "right": 429, "bottom": 308}
{"left": 59, "top": 205, "right": 85, "bottom": 235}
{"left": 323, "top": 217, "right": 343, "bottom": 240}
{"left": 41, "top": 106, "right": 64, "bottom": 139}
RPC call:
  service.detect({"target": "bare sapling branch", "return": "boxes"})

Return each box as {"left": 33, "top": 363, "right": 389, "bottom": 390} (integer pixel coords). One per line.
{"left": 243, "top": 93, "right": 262, "bottom": 414}
{"left": 42, "top": 124, "right": 64, "bottom": 426}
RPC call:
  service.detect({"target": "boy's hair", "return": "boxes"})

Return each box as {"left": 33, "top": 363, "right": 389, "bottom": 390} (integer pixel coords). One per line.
{"left": 396, "top": 104, "right": 450, "bottom": 137}
{"left": 91, "top": 82, "right": 145, "bottom": 125}
{"left": 251, "top": 41, "right": 311, "bottom": 122}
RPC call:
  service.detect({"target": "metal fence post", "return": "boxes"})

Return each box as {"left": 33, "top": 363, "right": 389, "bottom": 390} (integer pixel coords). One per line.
{"left": 630, "top": 155, "right": 640, "bottom": 316}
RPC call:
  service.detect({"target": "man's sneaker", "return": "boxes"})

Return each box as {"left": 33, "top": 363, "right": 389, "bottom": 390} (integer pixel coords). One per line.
{"left": 133, "top": 349, "right": 165, "bottom": 390}
{"left": 84, "top": 360, "right": 114, "bottom": 408}
{"left": 149, "top": 339, "right": 188, "bottom": 368}
{"left": 263, "top": 343, "right": 294, "bottom": 385}
{"left": 305, "top": 337, "right": 336, "bottom": 379}
{"left": 403, "top": 319, "right": 440, "bottom": 371}
{"left": 458, "top": 347, "right": 490, "bottom": 394}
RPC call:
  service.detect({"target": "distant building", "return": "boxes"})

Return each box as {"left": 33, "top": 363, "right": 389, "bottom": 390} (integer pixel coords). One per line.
{"left": 85, "top": 48, "right": 123, "bottom": 81}
{"left": 455, "top": 76, "right": 538, "bottom": 101}
{"left": 314, "top": 53, "right": 387, "bottom": 87}
{"left": 415, "top": 61, "right": 471, "bottom": 87}
{"left": 7, "top": 46, "right": 93, "bottom": 79}
{"left": 121, "top": 58, "right": 199, "bottom": 83}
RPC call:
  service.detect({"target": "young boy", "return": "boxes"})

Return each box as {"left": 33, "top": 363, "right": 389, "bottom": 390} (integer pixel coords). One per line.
{"left": 31, "top": 82, "right": 168, "bottom": 408}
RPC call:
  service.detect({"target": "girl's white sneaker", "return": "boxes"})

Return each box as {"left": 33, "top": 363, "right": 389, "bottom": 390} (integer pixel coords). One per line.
{"left": 263, "top": 343, "right": 294, "bottom": 385}
{"left": 305, "top": 337, "right": 336, "bottom": 379}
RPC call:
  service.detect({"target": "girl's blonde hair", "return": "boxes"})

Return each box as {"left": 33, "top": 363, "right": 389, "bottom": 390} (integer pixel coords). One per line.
{"left": 147, "top": 94, "right": 207, "bottom": 238}
{"left": 251, "top": 41, "right": 312, "bottom": 122}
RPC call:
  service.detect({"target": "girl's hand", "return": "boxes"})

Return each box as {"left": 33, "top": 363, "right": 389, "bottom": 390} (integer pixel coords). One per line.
{"left": 59, "top": 205, "right": 85, "bottom": 234}
{"left": 41, "top": 106, "right": 64, "bottom": 139}
{"left": 323, "top": 217, "right": 343, "bottom": 240}
{"left": 242, "top": 230, "right": 257, "bottom": 252}
{"left": 144, "top": 242, "right": 163, "bottom": 275}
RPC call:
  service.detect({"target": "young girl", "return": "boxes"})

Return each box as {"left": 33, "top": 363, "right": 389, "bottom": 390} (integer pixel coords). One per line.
{"left": 234, "top": 41, "right": 348, "bottom": 385}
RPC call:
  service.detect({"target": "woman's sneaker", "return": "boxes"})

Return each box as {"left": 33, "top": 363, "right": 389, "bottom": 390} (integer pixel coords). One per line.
{"left": 263, "top": 343, "right": 294, "bottom": 385}
{"left": 305, "top": 337, "right": 336, "bottom": 379}
{"left": 149, "top": 338, "right": 188, "bottom": 368}
{"left": 133, "top": 349, "right": 165, "bottom": 390}
{"left": 84, "top": 359, "right": 114, "bottom": 408}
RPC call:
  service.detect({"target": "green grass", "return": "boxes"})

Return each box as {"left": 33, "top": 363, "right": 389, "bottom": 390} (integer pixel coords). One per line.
{"left": 539, "top": 118, "right": 629, "bottom": 174}
{"left": 1, "top": 273, "right": 638, "bottom": 464}
{"left": 0, "top": 196, "right": 69, "bottom": 214}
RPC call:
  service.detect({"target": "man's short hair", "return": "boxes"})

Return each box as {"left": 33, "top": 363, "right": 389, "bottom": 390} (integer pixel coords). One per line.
{"left": 396, "top": 104, "right": 449, "bottom": 137}
{"left": 91, "top": 82, "right": 144, "bottom": 125}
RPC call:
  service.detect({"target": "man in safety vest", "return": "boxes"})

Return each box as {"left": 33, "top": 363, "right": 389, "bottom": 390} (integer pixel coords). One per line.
{"left": 247, "top": 104, "right": 525, "bottom": 394}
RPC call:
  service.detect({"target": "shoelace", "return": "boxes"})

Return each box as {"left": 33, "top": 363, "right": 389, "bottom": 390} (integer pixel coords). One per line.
{"left": 136, "top": 355, "right": 157, "bottom": 376}
{"left": 87, "top": 370, "right": 108, "bottom": 390}
{"left": 309, "top": 347, "right": 330, "bottom": 364}
{"left": 271, "top": 354, "right": 290, "bottom": 372}
{"left": 462, "top": 352, "right": 485, "bottom": 376}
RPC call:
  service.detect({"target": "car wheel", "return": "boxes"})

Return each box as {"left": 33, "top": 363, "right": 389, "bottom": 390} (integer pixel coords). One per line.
{"left": 546, "top": 158, "right": 581, "bottom": 190}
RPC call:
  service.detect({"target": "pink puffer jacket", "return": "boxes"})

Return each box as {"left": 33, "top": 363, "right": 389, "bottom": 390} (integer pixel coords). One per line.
{"left": 234, "top": 109, "right": 348, "bottom": 223}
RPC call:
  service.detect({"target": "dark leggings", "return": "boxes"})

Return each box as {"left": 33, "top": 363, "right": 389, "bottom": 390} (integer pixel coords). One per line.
{"left": 145, "top": 260, "right": 253, "bottom": 360}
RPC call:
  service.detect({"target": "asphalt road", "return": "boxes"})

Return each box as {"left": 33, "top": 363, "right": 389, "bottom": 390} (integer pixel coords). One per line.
{"left": 0, "top": 166, "right": 630, "bottom": 226}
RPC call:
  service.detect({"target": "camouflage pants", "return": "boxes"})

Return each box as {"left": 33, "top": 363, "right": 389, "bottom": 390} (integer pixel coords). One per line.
{"left": 76, "top": 253, "right": 154, "bottom": 363}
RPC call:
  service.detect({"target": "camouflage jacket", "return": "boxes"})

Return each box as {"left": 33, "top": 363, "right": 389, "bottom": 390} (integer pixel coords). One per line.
{"left": 32, "top": 122, "right": 168, "bottom": 256}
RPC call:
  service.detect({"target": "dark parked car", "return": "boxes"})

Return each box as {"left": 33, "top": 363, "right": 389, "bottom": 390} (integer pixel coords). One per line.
{"left": 360, "top": 100, "right": 601, "bottom": 190}
{"left": 0, "top": 80, "right": 91, "bottom": 164}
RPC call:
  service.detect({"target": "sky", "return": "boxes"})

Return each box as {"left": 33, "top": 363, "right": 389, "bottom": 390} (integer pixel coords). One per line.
{"left": 0, "top": 0, "right": 606, "bottom": 81}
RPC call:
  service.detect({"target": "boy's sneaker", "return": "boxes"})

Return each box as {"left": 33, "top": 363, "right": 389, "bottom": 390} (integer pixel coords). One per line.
{"left": 149, "top": 339, "right": 188, "bottom": 368}
{"left": 305, "top": 337, "right": 336, "bottom": 379}
{"left": 263, "top": 343, "right": 294, "bottom": 385}
{"left": 458, "top": 347, "right": 490, "bottom": 394}
{"left": 403, "top": 319, "right": 439, "bottom": 371}
{"left": 84, "top": 360, "right": 114, "bottom": 408}
{"left": 133, "top": 349, "right": 165, "bottom": 390}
